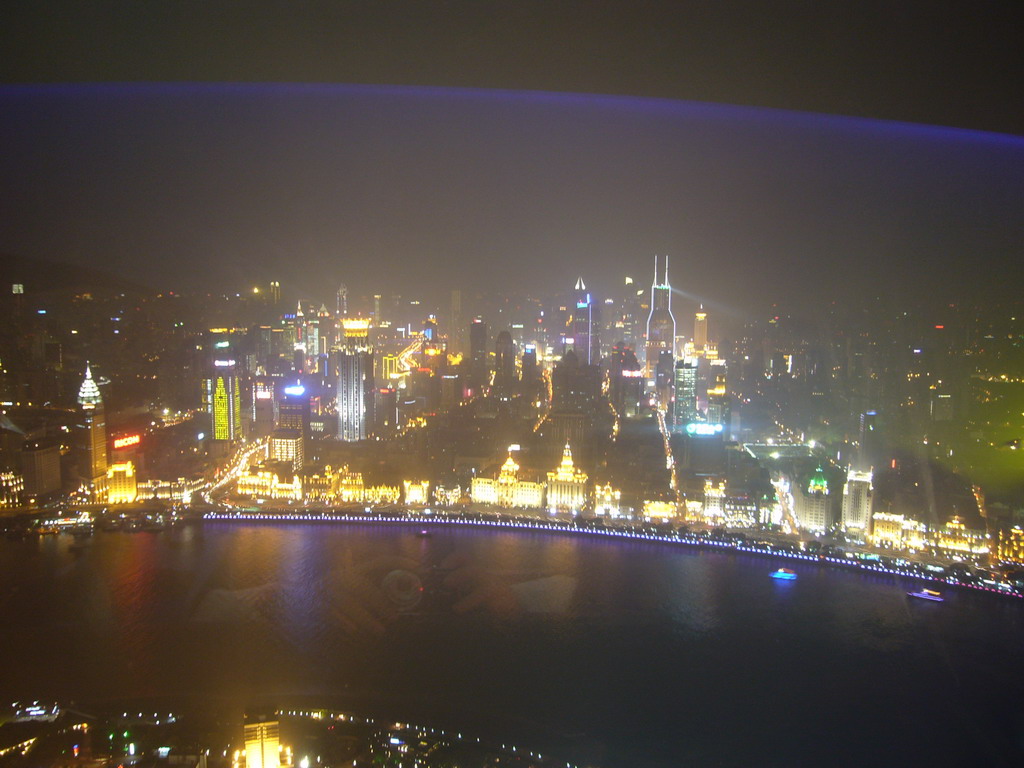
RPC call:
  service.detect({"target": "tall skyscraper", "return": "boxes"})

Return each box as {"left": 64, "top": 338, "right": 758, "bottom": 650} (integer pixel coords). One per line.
{"left": 673, "top": 358, "right": 699, "bottom": 428}
{"left": 469, "top": 318, "right": 488, "bottom": 391}
{"left": 76, "top": 363, "right": 107, "bottom": 495}
{"left": 645, "top": 255, "right": 676, "bottom": 378}
{"left": 572, "top": 277, "right": 596, "bottom": 364}
{"left": 337, "top": 318, "right": 375, "bottom": 441}
{"left": 243, "top": 714, "right": 281, "bottom": 768}
{"left": 337, "top": 283, "right": 348, "bottom": 317}
{"left": 694, "top": 305, "right": 708, "bottom": 349}
{"left": 841, "top": 469, "right": 874, "bottom": 532}
{"left": 204, "top": 366, "right": 243, "bottom": 443}
{"left": 494, "top": 330, "right": 516, "bottom": 390}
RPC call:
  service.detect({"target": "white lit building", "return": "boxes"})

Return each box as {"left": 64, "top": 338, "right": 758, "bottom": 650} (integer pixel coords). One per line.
{"left": 471, "top": 452, "right": 545, "bottom": 509}
{"left": 546, "top": 443, "right": 588, "bottom": 514}
{"left": 841, "top": 469, "right": 873, "bottom": 533}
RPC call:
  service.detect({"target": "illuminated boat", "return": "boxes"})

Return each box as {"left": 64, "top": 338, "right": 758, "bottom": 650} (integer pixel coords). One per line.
{"left": 770, "top": 568, "right": 797, "bottom": 581}
{"left": 907, "top": 588, "right": 943, "bottom": 602}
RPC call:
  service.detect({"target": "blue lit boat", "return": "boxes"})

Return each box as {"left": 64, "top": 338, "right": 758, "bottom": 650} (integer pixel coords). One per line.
{"left": 770, "top": 568, "right": 797, "bottom": 581}
{"left": 907, "top": 588, "right": 943, "bottom": 602}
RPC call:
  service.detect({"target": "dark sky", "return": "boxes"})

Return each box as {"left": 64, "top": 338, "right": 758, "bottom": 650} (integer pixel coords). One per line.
{"left": 3, "top": 1, "right": 1024, "bottom": 136}
{"left": 1, "top": 4, "right": 1022, "bottom": 312}
{"left": 1, "top": 83, "right": 1021, "bottom": 312}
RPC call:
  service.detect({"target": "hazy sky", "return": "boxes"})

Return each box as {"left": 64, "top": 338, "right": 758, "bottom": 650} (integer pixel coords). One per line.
{"left": 1, "top": 83, "right": 1022, "bottom": 312}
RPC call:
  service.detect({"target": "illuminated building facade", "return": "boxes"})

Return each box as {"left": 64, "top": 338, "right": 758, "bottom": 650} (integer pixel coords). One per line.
{"left": 471, "top": 452, "right": 545, "bottom": 509}
{"left": 434, "top": 483, "right": 463, "bottom": 506}
{"left": 106, "top": 461, "right": 138, "bottom": 504}
{"left": 403, "top": 480, "right": 430, "bottom": 505}
{"left": 645, "top": 254, "right": 675, "bottom": 378}
{"left": 934, "top": 516, "right": 989, "bottom": 557}
{"left": 236, "top": 462, "right": 302, "bottom": 502}
{"left": 673, "top": 359, "right": 699, "bottom": 428}
{"left": 705, "top": 359, "right": 729, "bottom": 426}
{"left": 136, "top": 476, "right": 203, "bottom": 504}
{"left": 204, "top": 363, "right": 243, "bottom": 444}
{"left": 243, "top": 715, "right": 281, "bottom": 768}
{"left": 77, "top": 363, "right": 108, "bottom": 497}
{"left": 841, "top": 469, "right": 874, "bottom": 532}
{"left": 871, "top": 512, "right": 928, "bottom": 550}
{"left": 0, "top": 472, "right": 24, "bottom": 508}
{"left": 546, "top": 442, "right": 589, "bottom": 513}
{"left": 793, "top": 466, "right": 830, "bottom": 533}
{"left": 643, "top": 499, "right": 677, "bottom": 522}
{"left": 593, "top": 483, "right": 622, "bottom": 517}
{"left": 571, "top": 277, "right": 598, "bottom": 364}
{"left": 336, "top": 318, "right": 375, "bottom": 441}
{"left": 997, "top": 526, "right": 1024, "bottom": 564}
{"left": 21, "top": 438, "right": 61, "bottom": 498}
{"left": 269, "top": 429, "right": 304, "bottom": 472}
{"left": 702, "top": 479, "right": 726, "bottom": 521}
{"left": 694, "top": 306, "right": 708, "bottom": 349}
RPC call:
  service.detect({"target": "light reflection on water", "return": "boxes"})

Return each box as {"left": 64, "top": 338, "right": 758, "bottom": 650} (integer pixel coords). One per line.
{"left": 1, "top": 522, "right": 1023, "bottom": 767}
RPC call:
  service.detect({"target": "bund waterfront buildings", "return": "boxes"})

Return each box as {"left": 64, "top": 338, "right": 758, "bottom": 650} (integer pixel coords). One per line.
{"left": 4, "top": 252, "right": 1024, "bottom": 579}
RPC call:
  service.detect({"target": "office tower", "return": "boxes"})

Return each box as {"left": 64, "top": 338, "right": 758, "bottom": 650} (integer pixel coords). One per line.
{"left": 337, "top": 283, "right": 348, "bottom": 317}
{"left": 694, "top": 305, "right": 708, "bottom": 351}
{"left": 673, "top": 358, "right": 699, "bottom": 428}
{"left": 794, "top": 466, "right": 831, "bottom": 533}
{"left": 269, "top": 281, "right": 280, "bottom": 305}
{"left": 243, "top": 714, "right": 281, "bottom": 768}
{"left": 106, "top": 462, "right": 138, "bottom": 504}
{"left": 374, "top": 387, "right": 398, "bottom": 435}
{"left": 841, "top": 469, "right": 874, "bottom": 532}
{"left": 572, "top": 277, "right": 596, "bottom": 364}
{"left": 21, "top": 438, "right": 61, "bottom": 498}
{"left": 607, "top": 346, "right": 644, "bottom": 418}
{"left": 277, "top": 382, "right": 310, "bottom": 438}
{"left": 450, "top": 289, "right": 465, "bottom": 354}
{"left": 203, "top": 361, "right": 243, "bottom": 444}
{"left": 645, "top": 254, "right": 676, "bottom": 378}
{"left": 76, "top": 363, "right": 108, "bottom": 495}
{"left": 469, "top": 318, "right": 488, "bottom": 391}
{"left": 251, "top": 379, "right": 276, "bottom": 437}
{"left": 521, "top": 344, "right": 539, "bottom": 384}
{"left": 494, "top": 330, "right": 516, "bottom": 390}
{"left": 269, "top": 429, "right": 304, "bottom": 472}
{"left": 705, "top": 359, "right": 729, "bottom": 426}
{"left": 337, "top": 318, "right": 375, "bottom": 441}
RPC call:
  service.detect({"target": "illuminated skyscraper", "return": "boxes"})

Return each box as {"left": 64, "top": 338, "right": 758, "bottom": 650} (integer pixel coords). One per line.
{"left": 243, "top": 714, "right": 281, "bottom": 768}
{"left": 645, "top": 255, "right": 675, "bottom": 378}
{"left": 694, "top": 305, "right": 708, "bottom": 349}
{"left": 336, "top": 283, "right": 348, "bottom": 317}
{"left": 336, "top": 318, "right": 374, "bottom": 441}
{"left": 269, "top": 281, "right": 280, "bottom": 305}
{"left": 841, "top": 469, "right": 874, "bottom": 532}
{"left": 572, "top": 277, "right": 596, "bottom": 364}
{"left": 673, "top": 358, "right": 699, "bottom": 428}
{"left": 76, "top": 363, "right": 107, "bottom": 495}
{"left": 705, "top": 359, "right": 729, "bottom": 426}
{"left": 203, "top": 359, "right": 243, "bottom": 445}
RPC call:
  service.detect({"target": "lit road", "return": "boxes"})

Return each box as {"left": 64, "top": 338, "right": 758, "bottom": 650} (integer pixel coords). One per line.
{"left": 201, "top": 437, "right": 269, "bottom": 503}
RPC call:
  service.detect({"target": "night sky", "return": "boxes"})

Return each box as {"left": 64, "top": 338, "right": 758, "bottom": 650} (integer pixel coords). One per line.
{"left": 1, "top": 83, "right": 1021, "bottom": 312}
{"left": 1, "top": 4, "right": 1023, "bottom": 312}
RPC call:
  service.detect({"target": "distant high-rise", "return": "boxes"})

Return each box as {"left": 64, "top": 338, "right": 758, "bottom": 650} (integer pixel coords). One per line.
{"left": 645, "top": 255, "right": 676, "bottom": 377}
{"left": 337, "top": 283, "right": 348, "bottom": 317}
{"left": 673, "top": 359, "right": 699, "bottom": 428}
{"left": 469, "top": 318, "right": 488, "bottom": 391}
{"left": 694, "top": 306, "right": 708, "bottom": 349}
{"left": 337, "top": 318, "right": 374, "bottom": 441}
{"left": 494, "top": 330, "right": 516, "bottom": 390}
{"left": 269, "top": 281, "right": 280, "bottom": 305}
{"left": 76, "top": 363, "right": 107, "bottom": 495}
{"left": 204, "top": 370, "right": 242, "bottom": 443}
{"left": 572, "top": 277, "right": 597, "bottom": 364}
{"left": 841, "top": 469, "right": 874, "bottom": 532}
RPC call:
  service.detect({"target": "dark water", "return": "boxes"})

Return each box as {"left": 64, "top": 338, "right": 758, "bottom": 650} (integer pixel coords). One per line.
{"left": 2, "top": 522, "right": 1024, "bottom": 767}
